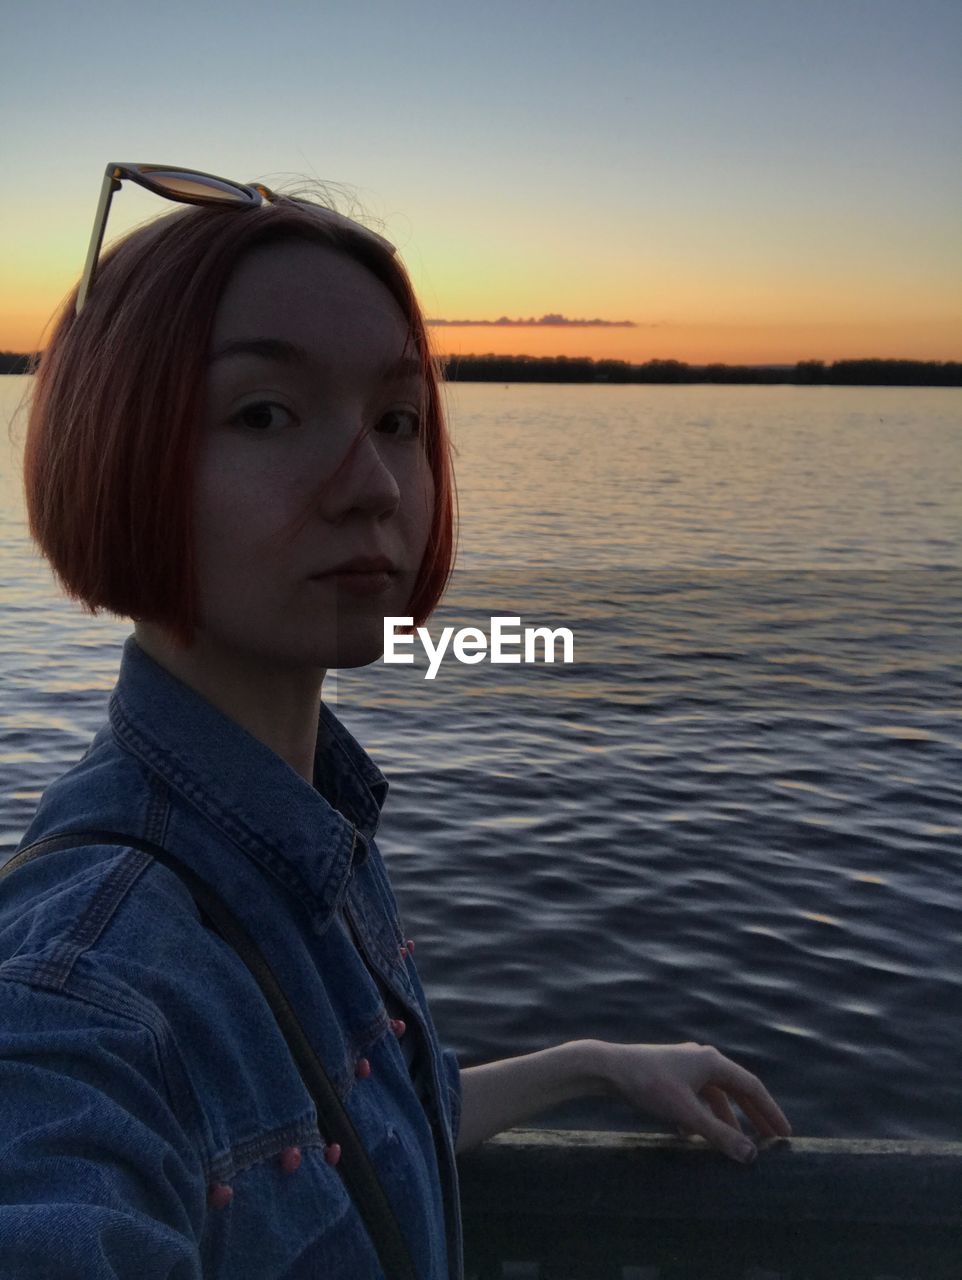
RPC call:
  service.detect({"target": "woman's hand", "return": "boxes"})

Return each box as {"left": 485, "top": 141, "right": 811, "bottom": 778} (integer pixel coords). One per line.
{"left": 455, "top": 1038, "right": 792, "bottom": 1158}
{"left": 594, "top": 1040, "right": 792, "bottom": 1163}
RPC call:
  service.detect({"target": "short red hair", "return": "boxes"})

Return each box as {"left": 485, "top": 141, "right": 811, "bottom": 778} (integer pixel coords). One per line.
{"left": 23, "top": 192, "right": 457, "bottom": 649}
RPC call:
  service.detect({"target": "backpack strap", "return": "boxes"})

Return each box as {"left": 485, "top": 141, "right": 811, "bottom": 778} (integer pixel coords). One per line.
{"left": 1, "top": 830, "right": 419, "bottom": 1280}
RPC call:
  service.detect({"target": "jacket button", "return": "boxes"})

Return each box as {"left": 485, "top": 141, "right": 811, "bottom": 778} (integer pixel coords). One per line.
{"left": 355, "top": 1057, "right": 372, "bottom": 1079}
{"left": 325, "top": 1142, "right": 342, "bottom": 1167}
{"left": 280, "top": 1146, "right": 302, "bottom": 1174}
{"left": 208, "top": 1183, "right": 233, "bottom": 1210}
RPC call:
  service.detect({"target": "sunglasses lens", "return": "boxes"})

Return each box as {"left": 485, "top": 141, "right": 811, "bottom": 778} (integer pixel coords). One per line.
{"left": 144, "top": 170, "right": 251, "bottom": 203}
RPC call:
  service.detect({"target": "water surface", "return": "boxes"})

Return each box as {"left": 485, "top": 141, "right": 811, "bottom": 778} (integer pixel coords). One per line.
{"left": 3, "top": 378, "right": 960, "bottom": 1140}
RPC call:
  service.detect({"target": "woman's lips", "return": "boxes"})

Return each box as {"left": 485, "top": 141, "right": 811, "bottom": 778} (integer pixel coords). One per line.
{"left": 316, "top": 555, "right": 397, "bottom": 575}
{"left": 310, "top": 568, "right": 396, "bottom": 596}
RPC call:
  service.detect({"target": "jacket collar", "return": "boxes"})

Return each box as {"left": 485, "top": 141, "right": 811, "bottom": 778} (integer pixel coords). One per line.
{"left": 108, "top": 634, "right": 388, "bottom": 929}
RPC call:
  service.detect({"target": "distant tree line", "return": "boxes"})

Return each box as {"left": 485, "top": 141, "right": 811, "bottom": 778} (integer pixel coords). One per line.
{"left": 0, "top": 352, "right": 36, "bottom": 374}
{"left": 3, "top": 349, "right": 959, "bottom": 385}
{"left": 441, "top": 355, "right": 962, "bottom": 386}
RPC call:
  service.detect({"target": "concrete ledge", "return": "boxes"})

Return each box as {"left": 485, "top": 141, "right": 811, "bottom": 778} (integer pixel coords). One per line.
{"left": 457, "top": 1129, "right": 962, "bottom": 1278}
{"left": 458, "top": 1127, "right": 962, "bottom": 1226}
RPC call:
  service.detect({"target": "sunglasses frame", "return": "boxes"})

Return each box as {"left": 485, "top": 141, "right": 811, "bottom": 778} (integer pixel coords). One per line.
{"left": 74, "top": 162, "right": 395, "bottom": 317}
{"left": 75, "top": 163, "right": 274, "bottom": 317}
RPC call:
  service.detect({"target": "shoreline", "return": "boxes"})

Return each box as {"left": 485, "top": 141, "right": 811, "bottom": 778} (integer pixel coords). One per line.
{"left": 2, "top": 353, "right": 959, "bottom": 386}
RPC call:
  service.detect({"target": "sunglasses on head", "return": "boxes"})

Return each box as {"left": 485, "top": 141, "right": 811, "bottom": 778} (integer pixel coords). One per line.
{"left": 75, "top": 162, "right": 396, "bottom": 317}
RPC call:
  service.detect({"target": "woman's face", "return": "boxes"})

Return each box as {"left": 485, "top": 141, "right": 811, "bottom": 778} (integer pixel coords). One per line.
{"left": 196, "top": 238, "right": 435, "bottom": 672}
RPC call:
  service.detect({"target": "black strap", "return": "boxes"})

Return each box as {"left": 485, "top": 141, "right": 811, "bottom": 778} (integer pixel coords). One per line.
{"left": 1, "top": 830, "right": 418, "bottom": 1280}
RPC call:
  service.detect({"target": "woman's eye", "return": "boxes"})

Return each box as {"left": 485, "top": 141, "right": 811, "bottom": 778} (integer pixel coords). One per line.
{"left": 377, "top": 408, "right": 422, "bottom": 438}
{"left": 230, "top": 401, "right": 295, "bottom": 432}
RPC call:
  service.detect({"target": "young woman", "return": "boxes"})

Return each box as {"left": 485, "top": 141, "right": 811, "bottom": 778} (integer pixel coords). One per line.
{"left": 0, "top": 164, "right": 791, "bottom": 1279}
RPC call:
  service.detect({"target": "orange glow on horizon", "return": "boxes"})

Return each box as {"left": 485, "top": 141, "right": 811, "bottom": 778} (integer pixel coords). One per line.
{"left": 2, "top": 295, "right": 958, "bottom": 368}
{"left": 426, "top": 320, "right": 961, "bottom": 367}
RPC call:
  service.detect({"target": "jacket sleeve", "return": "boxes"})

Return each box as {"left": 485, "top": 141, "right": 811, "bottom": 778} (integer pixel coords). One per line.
{"left": 0, "top": 975, "right": 205, "bottom": 1279}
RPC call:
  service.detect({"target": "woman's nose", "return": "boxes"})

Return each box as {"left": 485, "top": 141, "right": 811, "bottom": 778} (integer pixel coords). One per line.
{"left": 320, "top": 429, "right": 401, "bottom": 524}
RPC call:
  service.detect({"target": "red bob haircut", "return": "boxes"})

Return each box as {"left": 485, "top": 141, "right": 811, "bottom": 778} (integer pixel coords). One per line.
{"left": 23, "top": 190, "right": 457, "bottom": 650}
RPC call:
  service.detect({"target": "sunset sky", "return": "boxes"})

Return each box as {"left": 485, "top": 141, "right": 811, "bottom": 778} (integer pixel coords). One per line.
{"left": 1, "top": 0, "right": 959, "bottom": 365}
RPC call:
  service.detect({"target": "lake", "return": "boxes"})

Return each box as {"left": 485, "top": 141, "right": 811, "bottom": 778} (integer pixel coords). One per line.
{"left": 2, "top": 377, "right": 960, "bottom": 1141}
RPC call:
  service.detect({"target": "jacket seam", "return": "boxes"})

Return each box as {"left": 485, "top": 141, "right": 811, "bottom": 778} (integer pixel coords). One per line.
{"left": 110, "top": 701, "right": 353, "bottom": 923}
{"left": 317, "top": 715, "right": 384, "bottom": 836}
{"left": 44, "top": 848, "right": 156, "bottom": 987}
{"left": 113, "top": 707, "right": 322, "bottom": 902}
{"left": 208, "top": 1116, "right": 326, "bottom": 1182}
{"left": 0, "top": 967, "right": 213, "bottom": 1179}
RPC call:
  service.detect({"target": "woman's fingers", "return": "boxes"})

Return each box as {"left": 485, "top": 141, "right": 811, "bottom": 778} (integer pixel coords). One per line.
{"left": 733, "top": 1092, "right": 783, "bottom": 1139}
{"left": 677, "top": 1093, "right": 758, "bottom": 1163}
{"left": 600, "top": 1040, "right": 792, "bottom": 1162}
{"left": 701, "top": 1083, "right": 742, "bottom": 1132}
{"left": 702, "top": 1049, "right": 792, "bottom": 1137}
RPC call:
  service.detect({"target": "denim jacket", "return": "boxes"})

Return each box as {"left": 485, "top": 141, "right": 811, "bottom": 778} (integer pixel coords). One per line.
{"left": 0, "top": 635, "right": 463, "bottom": 1279}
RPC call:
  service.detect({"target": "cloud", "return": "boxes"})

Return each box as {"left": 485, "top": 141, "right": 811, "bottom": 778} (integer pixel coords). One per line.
{"left": 427, "top": 313, "right": 641, "bottom": 328}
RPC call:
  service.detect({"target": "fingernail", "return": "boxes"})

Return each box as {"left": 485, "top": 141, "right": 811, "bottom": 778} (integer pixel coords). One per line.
{"left": 737, "top": 1140, "right": 757, "bottom": 1163}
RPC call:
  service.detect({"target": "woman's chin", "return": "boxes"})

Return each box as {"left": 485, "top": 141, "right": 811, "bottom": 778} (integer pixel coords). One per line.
{"left": 316, "top": 621, "right": 391, "bottom": 670}
{"left": 328, "top": 644, "right": 387, "bottom": 670}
